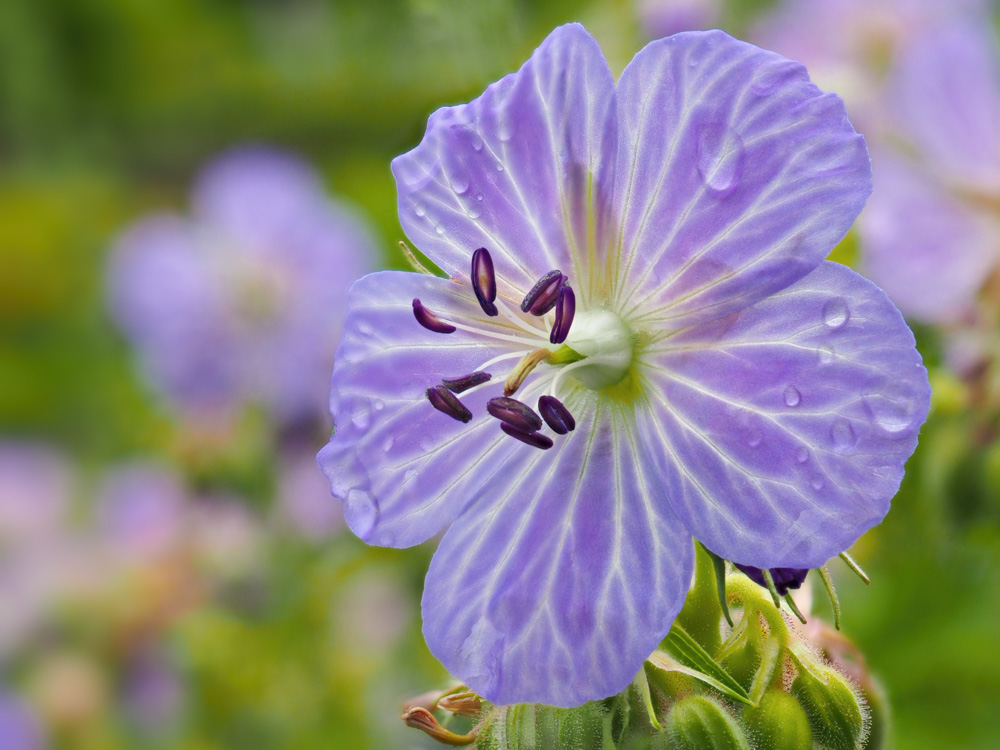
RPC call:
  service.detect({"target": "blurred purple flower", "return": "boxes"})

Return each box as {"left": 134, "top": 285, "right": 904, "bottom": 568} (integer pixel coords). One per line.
{"left": 860, "top": 20, "right": 1000, "bottom": 331}
{"left": 752, "top": 0, "right": 986, "bottom": 134}
{"left": 0, "top": 692, "right": 45, "bottom": 750}
{"left": 319, "top": 25, "right": 929, "bottom": 706}
{"left": 108, "top": 146, "right": 378, "bottom": 425}
{"left": 94, "top": 463, "right": 186, "bottom": 564}
{"left": 123, "top": 647, "right": 183, "bottom": 732}
{"left": 276, "top": 451, "right": 344, "bottom": 540}
{"left": 0, "top": 442, "right": 72, "bottom": 546}
{"left": 636, "top": 0, "right": 721, "bottom": 38}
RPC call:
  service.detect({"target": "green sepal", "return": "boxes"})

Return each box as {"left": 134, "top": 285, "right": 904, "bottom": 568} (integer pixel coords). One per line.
{"left": 655, "top": 695, "right": 750, "bottom": 750}
{"left": 789, "top": 647, "right": 867, "bottom": 750}
{"left": 650, "top": 625, "right": 754, "bottom": 707}
{"left": 742, "top": 690, "right": 813, "bottom": 750}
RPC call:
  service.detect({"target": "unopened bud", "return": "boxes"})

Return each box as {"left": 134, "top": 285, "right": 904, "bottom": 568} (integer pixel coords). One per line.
{"left": 476, "top": 701, "right": 611, "bottom": 750}
{"left": 437, "top": 690, "right": 482, "bottom": 717}
{"left": 790, "top": 661, "right": 867, "bottom": 750}
{"left": 656, "top": 695, "right": 749, "bottom": 750}
{"left": 742, "top": 690, "right": 812, "bottom": 750}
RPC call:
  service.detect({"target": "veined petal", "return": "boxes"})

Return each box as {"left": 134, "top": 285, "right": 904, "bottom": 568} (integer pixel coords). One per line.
{"left": 422, "top": 396, "right": 693, "bottom": 706}
{"left": 391, "top": 24, "right": 616, "bottom": 306}
{"left": 318, "top": 271, "right": 540, "bottom": 547}
{"left": 860, "top": 151, "right": 998, "bottom": 325}
{"left": 636, "top": 262, "right": 929, "bottom": 569}
{"left": 611, "top": 31, "right": 871, "bottom": 328}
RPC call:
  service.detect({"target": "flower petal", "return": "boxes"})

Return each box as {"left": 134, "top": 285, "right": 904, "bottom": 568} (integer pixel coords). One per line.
{"left": 611, "top": 31, "right": 871, "bottom": 328}
{"left": 890, "top": 20, "right": 1000, "bottom": 189}
{"left": 391, "top": 24, "right": 616, "bottom": 306}
{"left": 422, "top": 397, "right": 694, "bottom": 707}
{"left": 636, "top": 261, "right": 929, "bottom": 569}
{"left": 860, "top": 151, "right": 998, "bottom": 325}
{"left": 318, "top": 271, "right": 548, "bottom": 547}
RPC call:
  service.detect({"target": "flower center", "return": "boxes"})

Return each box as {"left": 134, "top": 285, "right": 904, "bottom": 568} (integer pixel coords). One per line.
{"left": 563, "top": 310, "right": 633, "bottom": 390}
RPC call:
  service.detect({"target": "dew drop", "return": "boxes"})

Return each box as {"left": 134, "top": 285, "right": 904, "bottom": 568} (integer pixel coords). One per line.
{"left": 435, "top": 224, "right": 445, "bottom": 235}
{"left": 467, "top": 204, "right": 482, "bottom": 219}
{"left": 865, "top": 391, "right": 918, "bottom": 437}
{"left": 822, "top": 297, "right": 850, "bottom": 329}
{"left": 414, "top": 203, "right": 426, "bottom": 217}
{"left": 382, "top": 436, "right": 395, "bottom": 452}
{"left": 796, "top": 447, "right": 810, "bottom": 464}
{"left": 471, "top": 133, "right": 484, "bottom": 151}
{"left": 498, "top": 115, "right": 516, "bottom": 142}
{"left": 746, "top": 429, "right": 763, "bottom": 448}
{"left": 356, "top": 320, "right": 373, "bottom": 336}
{"left": 372, "top": 398, "right": 384, "bottom": 411}
{"left": 419, "top": 436, "right": 435, "bottom": 452}
{"left": 496, "top": 162, "right": 505, "bottom": 172}
{"left": 351, "top": 408, "right": 371, "bottom": 430}
{"left": 404, "top": 469, "right": 418, "bottom": 484}
{"left": 344, "top": 489, "right": 377, "bottom": 537}
{"left": 783, "top": 385, "right": 802, "bottom": 407}
{"left": 831, "top": 419, "right": 857, "bottom": 451}
{"left": 475, "top": 193, "right": 484, "bottom": 202}
{"left": 817, "top": 345, "right": 835, "bottom": 365}
{"left": 696, "top": 122, "right": 746, "bottom": 195}
{"left": 451, "top": 177, "right": 470, "bottom": 195}
{"left": 810, "top": 475, "right": 825, "bottom": 491}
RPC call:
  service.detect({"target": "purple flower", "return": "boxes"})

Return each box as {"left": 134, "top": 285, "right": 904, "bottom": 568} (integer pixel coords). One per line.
{"left": 860, "top": 20, "right": 1000, "bottom": 330}
{"left": 108, "top": 146, "right": 377, "bottom": 425}
{"left": 0, "top": 692, "right": 45, "bottom": 750}
{"left": 318, "top": 25, "right": 929, "bottom": 706}
{"left": 752, "top": 0, "right": 986, "bottom": 135}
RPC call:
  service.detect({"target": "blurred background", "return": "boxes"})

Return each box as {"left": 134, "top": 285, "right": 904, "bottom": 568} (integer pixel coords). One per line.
{"left": 1, "top": 0, "right": 999, "bottom": 748}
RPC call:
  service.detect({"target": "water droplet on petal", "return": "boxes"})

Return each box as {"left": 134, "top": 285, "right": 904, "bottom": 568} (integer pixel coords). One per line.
{"left": 351, "top": 408, "right": 371, "bottom": 429}
{"left": 404, "top": 469, "right": 418, "bottom": 484}
{"left": 696, "top": 122, "right": 746, "bottom": 196}
{"left": 783, "top": 385, "right": 802, "bottom": 407}
{"left": 467, "top": 204, "right": 482, "bottom": 219}
{"left": 865, "top": 390, "right": 919, "bottom": 437}
{"left": 810, "top": 475, "right": 825, "bottom": 490}
{"left": 747, "top": 429, "right": 763, "bottom": 448}
{"left": 796, "top": 447, "right": 810, "bottom": 464}
{"left": 495, "top": 162, "right": 505, "bottom": 172}
{"left": 817, "top": 345, "right": 835, "bottom": 365}
{"left": 435, "top": 224, "right": 445, "bottom": 235}
{"left": 475, "top": 193, "right": 484, "bottom": 202}
{"left": 344, "top": 489, "right": 377, "bottom": 537}
{"left": 414, "top": 203, "right": 426, "bottom": 217}
{"left": 471, "top": 133, "right": 484, "bottom": 151}
{"left": 822, "top": 298, "right": 850, "bottom": 329}
{"left": 356, "top": 321, "right": 373, "bottom": 336}
{"left": 498, "top": 115, "right": 516, "bottom": 142}
{"left": 372, "top": 398, "right": 384, "bottom": 411}
{"left": 382, "top": 436, "right": 395, "bottom": 452}
{"left": 451, "top": 177, "right": 470, "bottom": 194}
{"left": 831, "top": 419, "right": 857, "bottom": 451}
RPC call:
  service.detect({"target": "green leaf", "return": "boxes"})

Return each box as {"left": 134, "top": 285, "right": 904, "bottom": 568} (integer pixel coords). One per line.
{"left": 651, "top": 625, "right": 755, "bottom": 707}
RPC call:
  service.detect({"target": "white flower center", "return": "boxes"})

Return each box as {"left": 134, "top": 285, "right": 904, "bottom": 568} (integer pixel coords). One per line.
{"left": 564, "top": 310, "right": 633, "bottom": 390}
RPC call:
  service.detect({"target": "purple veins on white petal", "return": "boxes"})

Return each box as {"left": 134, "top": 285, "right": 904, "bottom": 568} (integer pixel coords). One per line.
{"left": 487, "top": 397, "right": 544, "bottom": 433}
{"left": 471, "top": 247, "right": 498, "bottom": 317}
{"left": 442, "top": 371, "right": 492, "bottom": 393}
{"left": 412, "top": 298, "right": 456, "bottom": 334}
{"left": 426, "top": 385, "right": 472, "bottom": 422}
{"left": 550, "top": 286, "right": 576, "bottom": 344}
{"left": 499, "top": 422, "right": 553, "bottom": 450}
{"left": 520, "top": 270, "right": 565, "bottom": 315}
{"left": 538, "top": 395, "right": 576, "bottom": 434}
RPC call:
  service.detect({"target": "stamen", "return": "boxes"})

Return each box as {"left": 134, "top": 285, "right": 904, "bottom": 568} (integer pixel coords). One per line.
{"left": 500, "top": 422, "right": 554, "bottom": 450}
{"left": 471, "top": 247, "right": 498, "bottom": 317}
{"left": 520, "top": 270, "right": 565, "bottom": 316}
{"left": 413, "top": 298, "right": 456, "bottom": 334}
{"left": 426, "top": 385, "right": 472, "bottom": 422}
{"left": 487, "top": 397, "right": 543, "bottom": 433}
{"left": 442, "top": 371, "right": 492, "bottom": 394}
{"left": 538, "top": 395, "right": 576, "bottom": 434}
{"left": 504, "top": 348, "right": 552, "bottom": 397}
{"left": 549, "top": 286, "right": 576, "bottom": 344}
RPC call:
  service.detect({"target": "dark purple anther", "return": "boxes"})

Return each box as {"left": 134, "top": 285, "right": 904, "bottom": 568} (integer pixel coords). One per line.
{"left": 549, "top": 286, "right": 575, "bottom": 344}
{"left": 426, "top": 385, "right": 472, "bottom": 423}
{"left": 538, "top": 395, "right": 576, "bottom": 434}
{"left": 735, "top": 564, "right": 810, "bottom": 596}
{"left": 471, "top": 247, "right": 498, "bottom": 317}
{"left": 441, "top": 371, "right": 492, "bottom": 393}
{"left": 487, "top": 397, "right": 543, "bottom": 433}
{"left": 520, "top": 270, "right": 565, "bottom": 316}
{"left": 413, "top": 298, "right": 456, "bottom": 334}
{"left": 500, "top": 422, "right": 554, "bottom": 450}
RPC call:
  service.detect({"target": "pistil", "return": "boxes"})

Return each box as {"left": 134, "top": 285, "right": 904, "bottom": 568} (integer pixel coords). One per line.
{"left": 504, "top": 348, "right": 552, "bottom": 396}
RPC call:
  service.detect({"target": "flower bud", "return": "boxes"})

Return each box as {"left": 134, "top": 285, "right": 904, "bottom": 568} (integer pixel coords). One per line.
{"left": 742, "top": 690, "right": 812, "bottom": 750}
{"left": 790, "top": 661, "right": 867, "bottom": 750}
{"left": 475, "top": 701, "right": 609, "bottom": 750}
{"left": 655, "top": 695, "right": 749, "bottom": 750}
